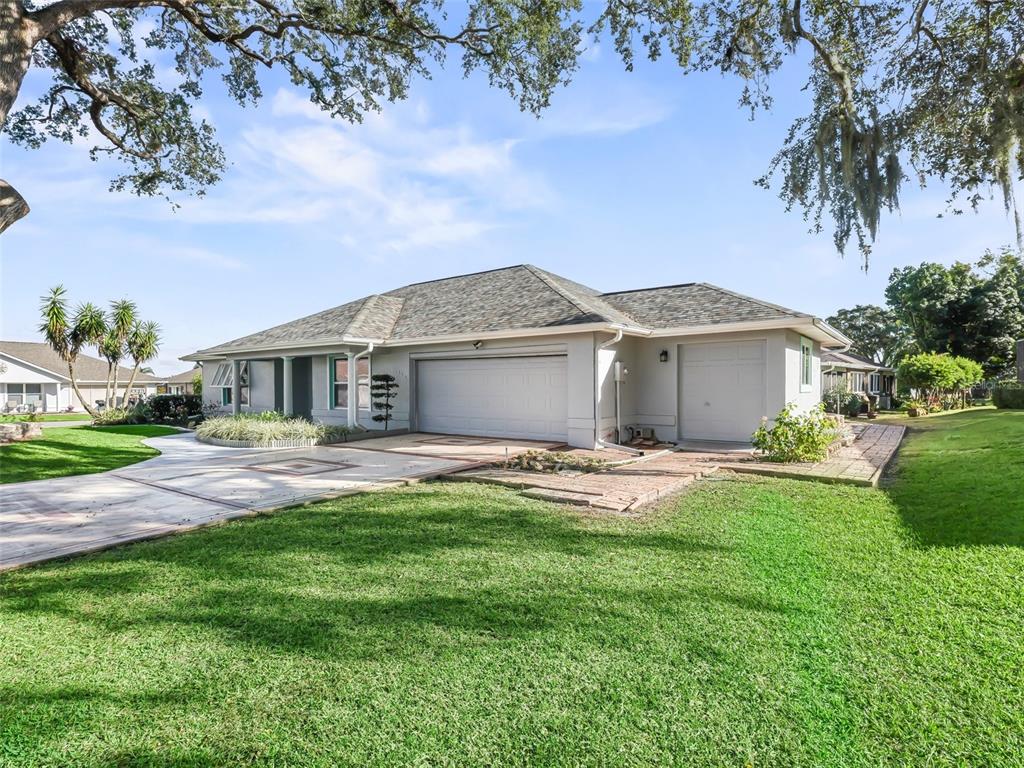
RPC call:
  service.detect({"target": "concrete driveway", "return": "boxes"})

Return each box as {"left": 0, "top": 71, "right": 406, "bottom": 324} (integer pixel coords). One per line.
{"left": 0, "top": 432, "right": 558, "bottom": 571}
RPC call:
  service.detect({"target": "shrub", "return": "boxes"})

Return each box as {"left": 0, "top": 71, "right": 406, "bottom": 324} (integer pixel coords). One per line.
{"left": 992, "top": 382, "right": 1024, "bottom": 409}
{"left": 93, "top": 407, "right": 142, "bottom": 425}
{"left": 751, "top": 403, "right": 840, "bottom": 463}
{"left": 897, "top": 353, "right": 984, "bottom": 409}
{"left": 148, "top": 394, "right": 203, "bottom": 423}
{"left": 196, "top": 412, "right": 324, "bottom": 444}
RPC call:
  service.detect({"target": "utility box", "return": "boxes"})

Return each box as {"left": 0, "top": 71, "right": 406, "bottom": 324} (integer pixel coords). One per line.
{"left": 614, "top": 361, "right": 628, "bottom": 382}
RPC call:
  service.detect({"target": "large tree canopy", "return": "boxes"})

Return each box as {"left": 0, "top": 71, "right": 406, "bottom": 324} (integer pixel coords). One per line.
{"left": 2, "top": 0, "right": 1022, "bottom": 261}
{"left": 825, "top": 304, "right": 910, "bottom": 367}
{"left": 883, "top": 247, "right": 1024, "bottom": 376}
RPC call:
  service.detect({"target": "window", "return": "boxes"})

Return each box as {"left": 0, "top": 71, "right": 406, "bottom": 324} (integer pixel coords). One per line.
{"left": 850, "top": 372, "right": 865, "bottom": 392}
{"left": 3, "top": 384, "right": 23, "bottom": 406}
{"left": 330, "top": 355, "right": 370, "bottom": 409}
{"left": 214, "top": 361, "right": 248, "bottom": 406}
{"left": 869, "top": 373, "right": 881, "bottom": 393}
{"left": 800, "top": 338, "right": 813, "bottom": 391}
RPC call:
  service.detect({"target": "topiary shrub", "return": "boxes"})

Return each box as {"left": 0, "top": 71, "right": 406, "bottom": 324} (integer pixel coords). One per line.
{"left": 992, "top": 382, "right": 1024, "bottom": 409}
{"left": 751, "top": 403, "right": 841, "bottom": 463}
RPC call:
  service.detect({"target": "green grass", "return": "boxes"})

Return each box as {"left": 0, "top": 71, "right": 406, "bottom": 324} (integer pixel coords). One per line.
{"left": 1, "top": 412, "right": 1022, "bottom": 766}
{"left": 0, "top": 412, "right": 92, "bottom": 422}
{"left": 0, "top": 425, "right": 180, "bottom": 484}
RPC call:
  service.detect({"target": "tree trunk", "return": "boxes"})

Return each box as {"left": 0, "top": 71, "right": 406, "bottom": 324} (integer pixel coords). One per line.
{"left": 121, "top": 363, "right": 141, "bottom": 406}
{"left": 0, "top": 1, "right": 38, "bottom": 234}
{"left": 105, "top": 363, "right": 114, "bottom": 408}
{"left": 112, "top": 366, "right": 120, "bottom": 408}
{"left": 68, "top": 361, "right": 100, "bottom": 417}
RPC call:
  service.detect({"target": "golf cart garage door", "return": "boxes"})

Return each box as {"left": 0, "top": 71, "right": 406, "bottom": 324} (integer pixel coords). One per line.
{"left": 680, "top": 340, "right": 766, "bottom": 442}
{"left": 416, "top": 356, "right": 568, "bottom": 441}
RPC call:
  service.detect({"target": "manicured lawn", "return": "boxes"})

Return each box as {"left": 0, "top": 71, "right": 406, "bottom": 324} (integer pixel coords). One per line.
{"left": 1, "top": 412, "right": 1022, "bottom": 765}
{"left": 0, "top": 425, "right": 180, "bottom": 484}
{"left": 0, "top": 412, "right": 92, "bottom": 422}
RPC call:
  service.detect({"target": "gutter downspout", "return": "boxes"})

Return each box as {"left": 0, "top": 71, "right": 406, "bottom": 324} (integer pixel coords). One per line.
{"left": 350, "top": 342, "right": 374, "bottom": 429}
{"left": 594, "top": 329, "right": 643, "bottom": 455}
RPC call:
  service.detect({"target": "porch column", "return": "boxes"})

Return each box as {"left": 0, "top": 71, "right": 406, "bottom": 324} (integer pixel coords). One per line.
{"left": 347, "top": 354, "right": 357, "bottom": 428}
{"left": 282, "top": 356, "right": 294, "bottom": 416}
{"left": 231, "top": 359, "right": 241, "bottom": 416}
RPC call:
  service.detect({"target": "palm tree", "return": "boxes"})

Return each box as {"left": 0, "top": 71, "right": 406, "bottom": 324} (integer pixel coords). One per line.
{"left": 100, "top": 299, "right": 137, "bottom": 407}
{"left": 120, "top": 321, "right": 161, "bottom": 405}
{"left": 39, "top": 286, "right": 107, "bottom": 417}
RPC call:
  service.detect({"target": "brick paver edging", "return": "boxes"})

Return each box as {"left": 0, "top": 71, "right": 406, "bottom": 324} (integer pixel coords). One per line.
{"left": 719, "top": 423, "right": 906, "bottom": 488}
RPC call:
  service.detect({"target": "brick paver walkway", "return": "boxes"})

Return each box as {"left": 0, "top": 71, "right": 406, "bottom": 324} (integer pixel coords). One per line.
{"left": 450, "top": 450, "right": 719, "bottom": 513}
{"left": 720, "top": 423, "right": 905, "bottom": 487}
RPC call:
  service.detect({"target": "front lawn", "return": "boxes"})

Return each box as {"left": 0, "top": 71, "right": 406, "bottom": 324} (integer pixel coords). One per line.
{"left": 0, "top": 425, "right": 180, "bottom": 484}
{"left": 0, "top": 412, "right": 92, "bottom": 422}
{"left": 1, "top": 411, "right": 1022, "bottom": 765}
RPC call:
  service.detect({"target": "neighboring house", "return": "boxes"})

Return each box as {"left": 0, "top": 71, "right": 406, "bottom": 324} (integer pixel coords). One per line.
{"left": 185, "top": 265, "right": 850, "bottom": 447}
{"left": 821, "top": 350, "right": 897, "bottom": 407}
{"left": 159, "top": 366, "right": 200, "bottom": 395}
{"left": 0, "top": 340, "right": 163, "bottom": 412}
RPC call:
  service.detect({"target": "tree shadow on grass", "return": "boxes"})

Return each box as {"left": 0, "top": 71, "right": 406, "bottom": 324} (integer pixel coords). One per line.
{"left": 1, "top": 486, "right": 738, "bottom": 660}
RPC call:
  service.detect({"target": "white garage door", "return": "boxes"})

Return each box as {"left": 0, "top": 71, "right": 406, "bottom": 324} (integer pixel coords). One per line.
{"left": 680, "top": 341, "right": 766, "bottom": 442}
{"left": 417, "top": 356, "right": 568, "bottom": 441}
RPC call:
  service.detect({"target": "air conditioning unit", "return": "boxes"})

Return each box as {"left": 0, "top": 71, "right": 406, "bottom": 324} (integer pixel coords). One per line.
{"left": 633, "top": 426, "right": 655, "bottom": 440}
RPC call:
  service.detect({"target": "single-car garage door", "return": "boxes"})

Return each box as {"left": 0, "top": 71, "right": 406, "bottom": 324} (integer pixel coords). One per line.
{"left": 417, "top": 356, "right": 568, "bottom": 441}
{"left": 680, "top": 340, "right": 766, "bottom": 442}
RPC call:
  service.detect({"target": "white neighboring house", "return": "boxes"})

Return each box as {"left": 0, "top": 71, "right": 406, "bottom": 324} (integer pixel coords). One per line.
{"left": 185, "top": 265, "right": 851, "bottom": 447}
{"left": 821, "top": 350, "right": 898, "bottom": 408}
{"left": 0, "top": 340, "right": 163, "bottom": 413}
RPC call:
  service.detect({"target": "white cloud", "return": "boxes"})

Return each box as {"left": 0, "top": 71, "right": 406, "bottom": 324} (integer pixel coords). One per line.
{"left": 159, "top": 88, "right": 553, "bottom": 257}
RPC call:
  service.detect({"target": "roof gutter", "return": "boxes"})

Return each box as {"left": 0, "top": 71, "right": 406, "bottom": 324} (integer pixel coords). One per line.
{"left": 181, "top": 322, "right": 645, "bottom": 362}
{"left": 593, "top": 327, "right": 642, "bottom": 455}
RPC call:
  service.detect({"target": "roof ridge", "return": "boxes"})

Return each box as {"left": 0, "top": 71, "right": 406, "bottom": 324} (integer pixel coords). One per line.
{"left": 522, "top": 264, "right": 645, "bottom": 326}
{"left": 398, "top": 264, "right": 526, "bottom": 289}
{"left": 600, "top": 282, "right": 698, "bottom": 296}
{"left": 347, "top": 294, "right": 382, "bottom": 337}
{"left": 697, "top": 283, "right": 809, "bottom": 318}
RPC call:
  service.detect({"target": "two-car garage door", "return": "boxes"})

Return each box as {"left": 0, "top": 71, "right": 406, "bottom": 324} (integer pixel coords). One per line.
{"left": 416, "top": 356, "right": 568, "bottom": 442}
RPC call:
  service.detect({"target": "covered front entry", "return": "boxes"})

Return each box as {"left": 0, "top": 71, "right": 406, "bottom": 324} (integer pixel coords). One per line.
{"left": 679, "top": 340, "right": 766, "bottom": 442}
{"left": 415, "top": 356, "right": 569, "bottom": 442}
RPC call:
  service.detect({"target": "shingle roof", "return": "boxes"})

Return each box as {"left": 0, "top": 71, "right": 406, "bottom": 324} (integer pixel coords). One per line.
{"left": 164, "top": 366, "right": 200, "bottom": 384}
{"left": 600, "top": 283, "right": 808, "bottom": 329}
{"left": 1, "top": 341, "right": 161, "bottom": 383}
{"left": 822, "top": 350, "right": 893, "bottom": 371}
{"left": 192, "top": 265, "right": 815, "bottom": 356}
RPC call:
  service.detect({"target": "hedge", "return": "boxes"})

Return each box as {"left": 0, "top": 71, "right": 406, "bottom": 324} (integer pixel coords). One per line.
{"left": 148, "top": 394, "right": 203, "bottom": 421}
{"left": 992, "top": 383, "right": 1024, "bottom": 409}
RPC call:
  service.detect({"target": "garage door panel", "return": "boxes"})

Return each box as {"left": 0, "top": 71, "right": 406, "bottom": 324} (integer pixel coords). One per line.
{"left": 417, "top": 356, "right": 568, "bottom": 441}
{"left": 681, "top": 341, "right": 766, "bottom": 442}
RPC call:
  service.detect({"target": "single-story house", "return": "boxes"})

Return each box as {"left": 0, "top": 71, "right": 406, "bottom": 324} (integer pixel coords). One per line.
{"left": 0, "top": 340, "right": 163, "bottom": 412}
{"left": 184, "top": 265, "right": 850, "bottom": 447}
{"left": 821, "top": 350, "right": 897, "bottom": 407}
{"left": 159, "top": 366, "right": 201, "bottom": 395}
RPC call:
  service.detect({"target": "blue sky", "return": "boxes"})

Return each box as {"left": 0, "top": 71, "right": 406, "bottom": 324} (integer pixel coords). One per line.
{"left": 1, "top": 32, "right": 1018, "bottom": 375}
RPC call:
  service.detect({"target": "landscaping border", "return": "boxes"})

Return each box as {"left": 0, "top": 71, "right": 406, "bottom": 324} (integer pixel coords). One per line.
{"left": 196, "top": 427, "right": 410, "bottom": 450}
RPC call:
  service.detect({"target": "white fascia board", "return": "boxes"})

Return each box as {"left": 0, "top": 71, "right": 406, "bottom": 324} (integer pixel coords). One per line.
{"left": 646, "top": 317, "right": 851, "bottom": 348}
{"left": 183, "top": 323, "right": 641, "bottom": 361}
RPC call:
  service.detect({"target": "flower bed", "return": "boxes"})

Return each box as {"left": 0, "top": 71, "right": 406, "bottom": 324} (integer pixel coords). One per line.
{"left": 499, "top": 449, "right": 607, "bottom": 474}
{"left": 195, "top": 412, "right": 353, "bottom": 448}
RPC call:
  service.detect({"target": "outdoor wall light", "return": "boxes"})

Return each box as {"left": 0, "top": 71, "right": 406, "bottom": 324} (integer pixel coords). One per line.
{"left": 659, "top": 349, "right": 669, "bottom": 363}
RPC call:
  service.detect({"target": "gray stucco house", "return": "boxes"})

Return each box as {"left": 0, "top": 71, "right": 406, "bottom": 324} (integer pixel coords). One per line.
{"left": 185, "top": 265, "right": 850, "bottom": 447}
